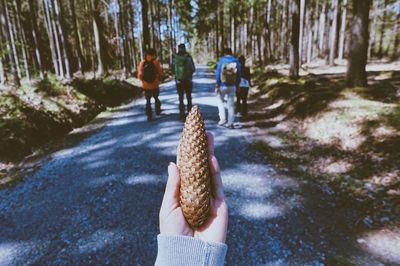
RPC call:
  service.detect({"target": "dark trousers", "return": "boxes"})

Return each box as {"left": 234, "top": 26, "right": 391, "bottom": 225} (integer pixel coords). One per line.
{"left": 145, "top": 88, "right": 161, "bottom": 118}
{"left": 177, "top": 81, "right": 192, "bottom": 116}
{"left": 236, "top": 87, "right": 249, "bottom": 115}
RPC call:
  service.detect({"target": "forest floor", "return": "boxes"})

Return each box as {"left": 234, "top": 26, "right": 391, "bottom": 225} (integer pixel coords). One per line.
{"left": 0, "top": 65, "right": 399, "bottom": 265}
{"left": 0, "top": 75, "right": 142, "bottom": 186}
{"left": 246, "top": 61, "right": 400, "bottom": 229}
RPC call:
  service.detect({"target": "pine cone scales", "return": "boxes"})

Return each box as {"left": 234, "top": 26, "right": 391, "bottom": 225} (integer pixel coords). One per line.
{"left": 178, "top": 106, "right": 211, "bottom": 228}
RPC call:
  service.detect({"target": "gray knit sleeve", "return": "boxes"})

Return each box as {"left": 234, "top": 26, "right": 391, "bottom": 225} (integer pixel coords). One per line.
{"left": 155, "top": 235, "right": 227, "bottom": 266}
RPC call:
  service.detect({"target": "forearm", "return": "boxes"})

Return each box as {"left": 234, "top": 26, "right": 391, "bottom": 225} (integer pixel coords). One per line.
{"left": 155, "top": 235, "right": 227, "bottom": 266}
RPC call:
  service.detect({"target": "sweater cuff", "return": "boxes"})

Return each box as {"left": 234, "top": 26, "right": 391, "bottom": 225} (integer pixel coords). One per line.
{"left": 155, "top": 235, "right": 227, "bottom": 266}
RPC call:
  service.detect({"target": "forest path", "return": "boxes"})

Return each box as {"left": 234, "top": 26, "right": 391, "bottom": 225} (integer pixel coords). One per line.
{"left": 0, "top": 66, "right": 383, "bottom": 265}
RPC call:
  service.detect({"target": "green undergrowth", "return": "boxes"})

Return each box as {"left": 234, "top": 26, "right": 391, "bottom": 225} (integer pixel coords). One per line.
{"left": 0, "top": 75, "right": 142, "bottom": 163}
{"left": 250, "top": 68, "right": 400, "bottom": 225}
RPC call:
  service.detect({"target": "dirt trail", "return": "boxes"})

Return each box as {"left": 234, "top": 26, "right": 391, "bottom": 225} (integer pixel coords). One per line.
{"left": 0, "top": 66, "right": 387, "bottom": 265}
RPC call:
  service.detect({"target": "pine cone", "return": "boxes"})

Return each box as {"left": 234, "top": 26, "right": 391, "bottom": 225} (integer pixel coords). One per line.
{"left": 178, "top": 106, "right": 211, "bottom": 228}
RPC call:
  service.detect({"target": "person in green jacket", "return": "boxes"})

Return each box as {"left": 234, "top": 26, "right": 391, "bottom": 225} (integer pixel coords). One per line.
{"left": 173, "top": 44, "right": 196, "bottom": 121}
{"left": 155, "top": 132, "right": 228, "bottom": 266}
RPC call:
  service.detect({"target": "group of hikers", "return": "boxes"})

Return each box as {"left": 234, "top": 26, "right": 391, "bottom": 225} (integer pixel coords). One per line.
{"left": 137, "top": 44, "right": 251, "bottom": 128}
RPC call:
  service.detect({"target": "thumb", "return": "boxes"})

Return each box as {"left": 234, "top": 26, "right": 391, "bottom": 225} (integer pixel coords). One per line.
{"left": 161, "top": 162, "right": 181, "bottom": 212}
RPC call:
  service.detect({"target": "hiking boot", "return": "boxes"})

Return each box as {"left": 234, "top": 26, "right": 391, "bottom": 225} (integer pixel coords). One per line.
{"left": 223, "top": 123, "right": 234, "bottom": 129}
{"left": 218, "top": 120, "right": 227, "bottom": 126}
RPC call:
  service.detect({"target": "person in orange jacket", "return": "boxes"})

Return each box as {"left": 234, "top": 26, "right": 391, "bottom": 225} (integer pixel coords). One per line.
{"left": 138, "top": 48, "right": 164, "bottom": 121}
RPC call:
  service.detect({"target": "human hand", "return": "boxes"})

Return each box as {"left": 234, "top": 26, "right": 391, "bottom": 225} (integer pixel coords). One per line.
{"left": 159, "top": 133, "right": 228, "bottom": 243}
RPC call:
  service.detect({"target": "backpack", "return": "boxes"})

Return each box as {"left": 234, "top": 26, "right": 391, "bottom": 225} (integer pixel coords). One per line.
{"left": 174, "top": 54, "right": 189, "bottom": 81}
{"left": 221, "top": 62, "right": 237, "bottom": 85}
{"left": 142, "top": 60, "right": 157, "bottom": 83}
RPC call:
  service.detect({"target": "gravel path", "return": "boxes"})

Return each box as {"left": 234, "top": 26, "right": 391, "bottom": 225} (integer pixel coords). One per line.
{"left": 0, "top": 66, "right": 386, "bottom": 265}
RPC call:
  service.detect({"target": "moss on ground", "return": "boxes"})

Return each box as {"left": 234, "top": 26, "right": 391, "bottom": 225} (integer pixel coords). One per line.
{"left": 0, "top": 75, "right": 142, "bottom": 164}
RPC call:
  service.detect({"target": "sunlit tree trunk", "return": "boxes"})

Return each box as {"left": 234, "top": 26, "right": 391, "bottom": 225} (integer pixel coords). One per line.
{"left": 378, "top": 0, "right": 388, "bottom": 58}
{"left": 280, "top": 0, "right": 289, "bottom": 63}
{"left": 298, "top": 0, "right": 305, "bottom": 64}
{"left": 346, "top": 0, "right": 371, "bottom": 87}
{"left": 290, "top": 0, "right": 300, "bottom": 78}
{"left": 338, "top": 0, "right": 347, "bottom": 61}
{"left": 70, "top": 0, "right": 85, "bottom": 74}
{"left": 43, "top": 0, "right": 59, "bottom": 76}
{"left": 2, "top": 0, "right": 20, "bottom": 86}
{"left": 28, "top": 0, "right": 44, "bottom": 79}
{"left": 13, "top": 0, "right": 30, "bottom": 82}
{"left": 306, "top": 7, "right": 313, "bottom": 64}
{"left": 92, "top": 0, "right": 108, "bottom": 76}
{"left": 318, "top": 1, "right": 327, "bottom": 56}
{"left": 391, "top": 13, "right": 400, "bottom": 61}
{"left": 329, "top": 0, "right": 339, "bottom": 65}
{"left": 128, "top": 0, "right": 138, "bottom": 69}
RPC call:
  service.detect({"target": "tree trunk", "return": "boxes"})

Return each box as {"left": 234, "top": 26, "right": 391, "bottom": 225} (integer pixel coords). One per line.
{"left": 338, "top": 0, "right": 347, "bottom": 61}
{"left": 378, "top": 0, "right": 388, "bottom": 58}
{"left": 306, "top": 7, "right": 313, "bottom": 64}
{"left": 391, "top": 13, "right": 400, "bottom": 61}
{"left": 0, "top": 16, "right": 6, "bottom": 84}
{"left": 28, "top": 0, "right": 44, "bottom": 79}
{"left": 280, "top": 0, "right": 289, "bottom": 63}
{"left": 290, "top": 0, "right": 300, "bottom": 78}
{"left": 140, "top": 0, "right": 150, "bottom": 50}
{"left": 52, "top": 0, "right": 71, "bottom": 79}
{"left": 70, "top": 0, "right": 85, "bottom": 74}
{"left": 329, "top": 0, "right": 339, "bottom": 65}
{"left": 167, "top": 0, "right": 174, "bottom": 63}
{"left": 318, "top": 1, "right": 327, "bottom": 56}
{"left": 346, "top": 0, "right": 371, "bottom": 87}
{"left": 156, "top": 0, "right": 162, "bottom": 64}
{"left": 2, "top": 0, "right": 21, "bottom": 86}
{"left": 219, "top": 0, "right": 224, "bottom": 52}
{"left": 128, "top": 0, "right": 138, "bottom": 69}
{"left": 45, "top": 0, "right": 64, "bottom": 78}
{"left": 368, "top": 0, "right": 377, "bottom": 58}
{"left": 298, "top": 0, "right": 305, "bottom": 64}
{"left": 13, "top": 0, "right": 30, "bottom": 82}
{"left": 92, "top": 0, "right": 108, "bottom": 76}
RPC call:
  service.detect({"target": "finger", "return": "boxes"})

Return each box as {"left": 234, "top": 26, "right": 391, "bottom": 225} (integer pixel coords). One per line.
{"left": 161, "top": 163, "right": 181, "bottom": 209}
{"left": 207, "top": 132, "right": 215, "bottom": 156}
{"left": 209, "top": 155, "right": 225, "bottom": 200}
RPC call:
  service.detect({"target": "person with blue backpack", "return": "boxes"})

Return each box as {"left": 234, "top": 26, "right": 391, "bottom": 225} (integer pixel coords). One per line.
{"left": 138, "top": 48, "right": 164, "bottom": 122}
{"left": 173, "top": 44, "right": 196, "bottom": 121}
{"left": 215, "top": 48, "right": 241, "bottom": 129}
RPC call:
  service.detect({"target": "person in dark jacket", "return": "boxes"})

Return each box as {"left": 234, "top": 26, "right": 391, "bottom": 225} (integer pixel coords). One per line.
{"left": 236, "top": 55, "right": 251, "bottom": 117}
{"left": 173, "top": 44, "right": 196, "bottom": 121}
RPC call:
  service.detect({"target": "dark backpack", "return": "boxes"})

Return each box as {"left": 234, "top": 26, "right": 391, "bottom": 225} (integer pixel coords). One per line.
{"left": 142, "top": 60, "right": 157, "bottom": 83}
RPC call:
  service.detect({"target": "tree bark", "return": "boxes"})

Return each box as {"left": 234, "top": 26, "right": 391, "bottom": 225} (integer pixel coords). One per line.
{"left": 28, "top": 0, "right": 44, "bottom": 79}
{"left": 329, "top": 0, "right": 339, "bottom": 65}
{"left": 298, "top": 0, "right": 305, "bottom": 64}
{"left": 280, "top": 0, "right": 289, "bottom": 63}
{"left": 92, "top": 0, "right": 108, "bottom": 76}
{"left": 13, "top": 0, "right": 30, "bottom": 82}
{"left": 290, "top": 0, "right": 300, "bottom": 78}
{"left": 391, "top": 13, "right": 400, "bottom": 61}
{"left": 2, "top": 0, "right": 20, "bottom": 86}
{"left": 306, "top": 7, "right": 313, "bottom": 64}
{"left": 52, "top": 0, "right": 71, "bottom": 79}
{"left": 338, "top": 0, "right": 347, "bottom": 61}
{"left": 140, "top": 0, "right": 150, "bottom": 50}
{"left": 378, "top": 0, "right": 388, "bottom": 58}
{"left": 318, "top": 1, "right": 327, "bottom": 56}
{"left": 346, "top": 0, "right": 371, "bottom": 87}
{"left": 70, "top": 0, "right": 85, "bottom": 74}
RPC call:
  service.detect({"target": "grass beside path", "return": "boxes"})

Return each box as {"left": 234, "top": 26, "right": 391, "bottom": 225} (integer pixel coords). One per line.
{"left": 0, "top": 75, "right": 142, "bottom": 185}
{"left": 248, "top": 66, "right": 400, "bottom": 227}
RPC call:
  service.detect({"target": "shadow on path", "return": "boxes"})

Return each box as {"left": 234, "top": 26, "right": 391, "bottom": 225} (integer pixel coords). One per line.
{"left": 0, "top": 66, "right": 387, "bottom": 265}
